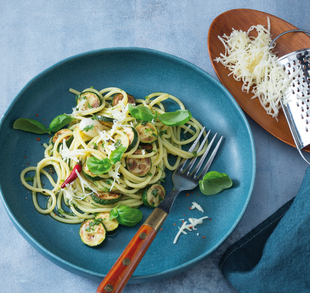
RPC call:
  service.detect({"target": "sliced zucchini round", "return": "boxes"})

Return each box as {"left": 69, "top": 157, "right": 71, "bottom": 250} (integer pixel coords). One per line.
{"left": 76, "top": 91, "right": 101, "bottom": 111}
{"left": 142, "top": 184, "right": 166, "bottom": 208}
{"left": 138, "top": 143, "right": 153, "bottom": 153}
{"left": 91, "top": 191, "right": 122, "bottom": 205}
{"left": 112, "top": 93, "right": 136, "bottom": 106}
{"left": 123, "top": 127, "right": 139, "bottom": 151}
{"left": 113, "top": 132, "right": 129, "bottom": 150}
{"left": 95, "top": 212, "right": 119, "bottom": 233}
{"left": 52, "top": 129, "right": 73, "bottom": 144}
{"left": 92, "top": 115, "right": 114, "bottom": 128}
{"left": 135, "top": 122, "right": 158, "bottom": 143}
{"left": 52, "top": 129, "right": 73, "bottom": 151}
{"left": 79, "top": 219, "right": 106, "bottom": 247}
{"left": 82, "top": 161, "right": 102, "bottom": 181}
{"left": 126, "top": 149, "right": 152, "bottom": 177}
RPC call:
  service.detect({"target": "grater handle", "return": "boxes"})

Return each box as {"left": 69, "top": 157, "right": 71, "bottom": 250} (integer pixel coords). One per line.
{"left": 270, "top": 29, "right": 310, "bottom": 48}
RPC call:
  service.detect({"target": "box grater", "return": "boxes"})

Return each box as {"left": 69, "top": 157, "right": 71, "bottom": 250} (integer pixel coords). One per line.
{"left": 271, "top": 29, "right": 310, "bottom": 163}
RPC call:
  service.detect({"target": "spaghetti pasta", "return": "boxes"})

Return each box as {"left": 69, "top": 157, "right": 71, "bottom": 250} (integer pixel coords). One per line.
{"left": 21, "top": 87, "right": 208, "bottom": 225}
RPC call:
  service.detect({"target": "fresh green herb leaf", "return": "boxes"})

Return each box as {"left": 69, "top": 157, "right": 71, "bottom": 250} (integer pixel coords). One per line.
{"left": 128, "top": 104, "right": 154, "bottom": 121}
{"left": 83, "top": 124, "right": 94, "bottom": 132}
{"left": 110, "top": 145, "right": 126, "bottom": 164}
{"left": 49, "top": 114, "right": 74, "bottom": 132}
{"left": 13, "top": 118, "right": 50, "bottom": 134}
{"left": 24, "top": 176, "right": 34, "bottom": 182}
{"left": 158, "top": 110, "right": 192, "bottom": 126}
{"left": 109, "top": 205, "right": 143, "bottom": 227}
{"left": 114, "top": 139, "right": 122, "bottom": 148}
{"left": 86, "top": 157, "right": 112, "bottom": 175}
{"left": 160, "top": 130, "right": 167, "bottom": 136}
{"left": 199, "top": 171, "right": 233, "bottom": 196}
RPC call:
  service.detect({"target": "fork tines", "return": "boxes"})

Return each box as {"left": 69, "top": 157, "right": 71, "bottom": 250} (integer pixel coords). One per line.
{"left": 180, "top": 127, "right": 223, "bottom": 180}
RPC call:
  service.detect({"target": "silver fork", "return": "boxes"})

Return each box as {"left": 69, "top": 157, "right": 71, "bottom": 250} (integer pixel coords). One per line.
{"left": 97, "top": 127, "right": 223, "bottom": 293}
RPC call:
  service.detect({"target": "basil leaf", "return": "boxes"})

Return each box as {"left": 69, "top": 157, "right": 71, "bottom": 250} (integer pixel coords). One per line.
{"left": 158, "top": 109, "right": 192, "bottom": 126}
{"left": 128, "top": 104, "right": 154, "bottom": 121}
{"left": 111, "top": 205, "right": 143, "bottom": 227}
{"left": 49, "top": 114, "right": 74, "bottom": 132}
{"left": 199, "top": 171, "right": 233, "bottom": 196}
{"left": 13, "top": 118, "right": 50, "bottom": 134}
{"left": 109, "top": 206, "right": 119, "bottom": 221}
{"left": 110, "top": 146, "right": 127, "bottom": 164}
{"left": 86, "top": 157, "right": 112, "bottom": 175}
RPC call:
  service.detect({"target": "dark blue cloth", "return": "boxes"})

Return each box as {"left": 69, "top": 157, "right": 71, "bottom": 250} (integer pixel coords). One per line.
{"left": 220, "top": 167, "right": 310, "bottom": 293}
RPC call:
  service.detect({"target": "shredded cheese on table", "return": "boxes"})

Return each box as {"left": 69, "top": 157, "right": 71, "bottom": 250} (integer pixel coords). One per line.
{"left": 214, "top": 18, "right": 294, "bottom": 119}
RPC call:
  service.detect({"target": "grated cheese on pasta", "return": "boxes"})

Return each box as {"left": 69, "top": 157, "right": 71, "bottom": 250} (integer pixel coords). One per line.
{"left": 214, "top": 18, "right": 294, "bottom": 119}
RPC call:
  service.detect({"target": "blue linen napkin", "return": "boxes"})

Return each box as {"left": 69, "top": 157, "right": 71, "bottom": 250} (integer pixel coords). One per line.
{"left": 220, "top": 167, "right": 310, "bottom": 293}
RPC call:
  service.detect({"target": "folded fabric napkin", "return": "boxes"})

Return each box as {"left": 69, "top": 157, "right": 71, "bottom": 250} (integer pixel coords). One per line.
{"left": 220, "top": 167, "right": 310, "bottom": 293}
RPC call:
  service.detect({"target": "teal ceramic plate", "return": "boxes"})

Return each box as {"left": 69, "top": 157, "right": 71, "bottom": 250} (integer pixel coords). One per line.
{"left": 0, "top": 48, "right": 255, "bottom": 283}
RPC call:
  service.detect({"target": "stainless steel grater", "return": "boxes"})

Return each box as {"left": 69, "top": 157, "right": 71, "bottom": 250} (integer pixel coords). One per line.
{"left": 271, "top": 29, "right": 310, "bottom": 163}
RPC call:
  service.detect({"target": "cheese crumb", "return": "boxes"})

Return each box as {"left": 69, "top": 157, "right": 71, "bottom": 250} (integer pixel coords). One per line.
{"left": 191, "top": 202, "right": 204, "bottom": 213}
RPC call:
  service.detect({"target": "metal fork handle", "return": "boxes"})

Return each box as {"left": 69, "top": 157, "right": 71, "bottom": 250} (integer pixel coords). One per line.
{"left": 97, "top": 207, "right": 169, "bottom": 293}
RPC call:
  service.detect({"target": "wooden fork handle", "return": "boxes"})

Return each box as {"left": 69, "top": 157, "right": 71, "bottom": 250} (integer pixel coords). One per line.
{"left": 97, "top": 208, "right": 168, "bottom": 293}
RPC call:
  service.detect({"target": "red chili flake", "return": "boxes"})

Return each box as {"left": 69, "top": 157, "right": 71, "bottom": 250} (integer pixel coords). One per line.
{"left": 36, "top": 114, "right": 39, "bottom": 117}
{"left": 36, "top": 138, "right": 41, "bottom": 141}
{"left": 173, "top": 223, "right": 176, "bottom": 225}
{"left": 186, "top": 193, "right": 190, "bottom": 196}
{"left": 160, "top": 228, "right": 163, "bottom": 231}
{"left": 44, "top": 118, "right": 46, "bottom": 121}
{"left": 202, "top": 236, "right": 206, "bottom": 239}
{"left": 209, "top": 218, "right": 212, "bottom": 221}
{"left": 189, "top": 207, "right": 192, "bottom": 210}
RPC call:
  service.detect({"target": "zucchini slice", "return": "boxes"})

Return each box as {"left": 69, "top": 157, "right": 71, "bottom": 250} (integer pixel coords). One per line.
{"left": 52, "top": 129, "right": 73, "bottom": 149}
{"left": 52, "top": 129, "right": 72, "bottom": 144}
{"left": 91, "top": 191, "right": 122, "bottom": 205}
{"left": 113, "top": 132, "right": 129, "bottom": 150}
{"left": 95, "top": 212, "right": 119, "bottom": 233}
{"left": 139, "top": 143, "right": 153, "bottom": 153}
{"left": 112, "top": 93, "right": 136, "bottom": 106}
{"left": 79, "top": 219, "right": 106, "bottom": 247}
{"left": 123, "top": 127, "right": 139, "bottom": 151}
{"left": 76, "top": 91, "right": 101, "bottom": 111}
{"left": 92, "top": 115, "right": 114, "bottom": 128}
{"left": 142, "top": 184, "right": 166, "bottom": 208}
{"left": 126, "top": 149, "right": 152, "bottom": 177}
{"left": 82, "top": 161, "right": 102, "bottom": 181}
{"left": 135, "top": 122, "right": 158, "bottom": 143}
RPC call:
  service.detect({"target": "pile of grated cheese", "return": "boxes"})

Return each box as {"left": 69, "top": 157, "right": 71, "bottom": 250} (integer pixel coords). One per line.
{"left": 214, "top": 19, "right": 294, "bottom": 119}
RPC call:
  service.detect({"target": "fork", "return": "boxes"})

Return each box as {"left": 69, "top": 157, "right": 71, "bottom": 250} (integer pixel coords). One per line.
{"left": 97, "top": 127, "right": 223, "bottom": 293}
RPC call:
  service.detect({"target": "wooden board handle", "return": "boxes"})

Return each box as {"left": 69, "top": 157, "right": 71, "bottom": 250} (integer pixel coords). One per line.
{"left": 96, "top": 224, "right": 157, "bottom": 293}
